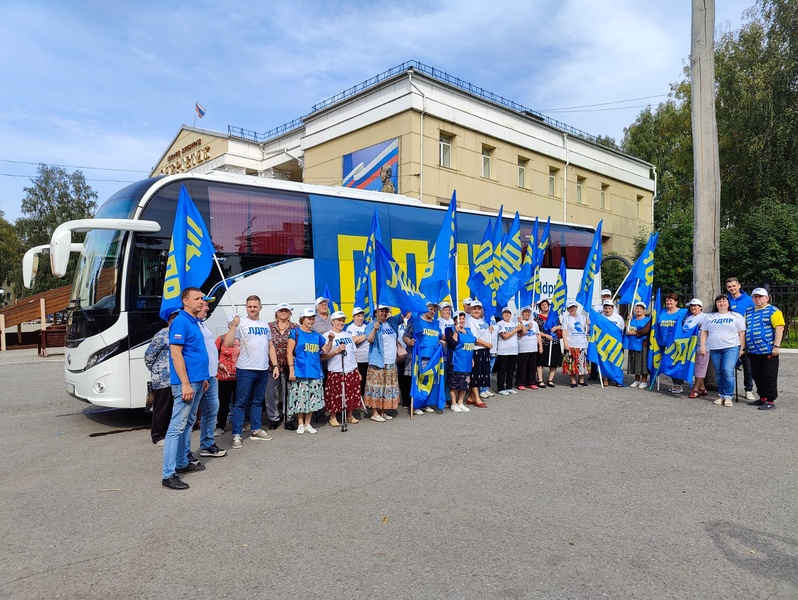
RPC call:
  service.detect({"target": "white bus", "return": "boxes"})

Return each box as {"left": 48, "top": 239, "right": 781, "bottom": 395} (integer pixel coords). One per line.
{"left": 46, "top": 172, "right": 598, "bottom": 408}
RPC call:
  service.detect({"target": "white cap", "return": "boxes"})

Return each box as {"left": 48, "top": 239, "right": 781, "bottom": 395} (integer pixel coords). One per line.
{"left": 300, "top": 308, "right": 316, "bottom": 318}
{"left": 688, "top": 298, "right": 703, "bottom": 307}
{"left": 521, "top": 305, "right": 533, "bottom": 313}
{"left": 501, "top": 306, "right": 512, "bottom": 314}
{"left": 330, "top": 310, "right": 346, "bottom": 320}
{"left": 601, "top": 289, "right": 612, "bottom": 296}
{"left": 377, "top": 304, "right": 392, "bottom": 310}
{"left": 352, "top": 306, "right": 365, "bottom": 315}
{"left": 634, "top": 301, "right": 647, "bottom": 309}
{"left": 275, "top": 302, "right": 293, "bottom": 312}
{"left": 439, "top": 301, "right": 453, "bottom": 309}
{"left": 752, "top": 287, "right": 769, "bottom": 297}
{"left": 463, "top": 297, "right": 473, "bottom": 305}
{"left": 470, "top": 300, "right": 483, "bottom": 308}
{"left": 602, "top": 299, "right": 614, "bottom": 307}
{"left": 314, "top": 296, "right": 328, "bottom": 306}
{"left": 566, "top": 300, "right": 579, "bottom": 309}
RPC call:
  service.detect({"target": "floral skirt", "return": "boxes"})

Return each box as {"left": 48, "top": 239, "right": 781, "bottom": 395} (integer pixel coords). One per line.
{"left": 364, "top": 363, "right": 400, "bottom": 410}
{"left": 324, "top": 370, "right": 361, "bottom": 413}
{"left": 447, "top": 370, "right": 471, "bottom": 391}
{"left": 562, "top": 347, "right": 589, "bottom": 376}
{"left": 288, "top": 378, "right": 325, "bottom": 415}
{"left": 626, "top": 349, "right": 649, "bottom": 376}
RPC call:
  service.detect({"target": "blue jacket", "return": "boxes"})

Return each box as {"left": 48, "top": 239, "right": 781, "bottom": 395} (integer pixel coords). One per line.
{"left": 728, "top": 290, "right": 754, "bottom": 316}
{"left": 365, "top": 314, "right": 403, "bottom": 368}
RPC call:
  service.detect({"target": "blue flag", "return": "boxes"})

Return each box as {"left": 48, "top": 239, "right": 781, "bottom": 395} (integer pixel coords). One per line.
{"left": 529, "top": 216, "right": 551, "bottom": 306}
{"left": 354, "top": 210, "right": 382, "bottom": 317}
{"left": 467, "top": 220, "right": 493, "bottom": 312}
{"left": 488, "top": 207, "right": 504, "bottom": 320}
{"left": 419, "top": 193, "right": 457, "bottom": 305}
{"left": 322, "top": 283, "right": 339, "bottom": 313}
{"left": 618, "top": 232, "right": 658, "bottom": 305}
{"left": 497, "top": 211, "right": 523, "bottom": 308}
{"left": 374, "top": 240, "right": 429, "bottom": 313}
{"left": 575, "top": 220, "right": 603, "bottom": 309}
{"left": 159, "top": 184, "right": 214, "bottom": 321}
{"left": 647, "top": 288, "right": 662, "bottom": 376}
{"left": 587, "top": 308, "right": 626, "bottom": 385}
{"left": 545, "top": 258, "right": 567, "bottom": 334}
{"left": 410, "top": 343, "right": 446, "bottom": 410}
{"left": 659, "top": 314, "right": 699, "bottom": 383}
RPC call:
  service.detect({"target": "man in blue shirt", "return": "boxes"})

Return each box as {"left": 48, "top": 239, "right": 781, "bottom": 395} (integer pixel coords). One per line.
{"left": 726, "top": 277, "right": 755, "bottom": 399}
{"left": 162, "top": 287, "right": 210, "bottom": 490}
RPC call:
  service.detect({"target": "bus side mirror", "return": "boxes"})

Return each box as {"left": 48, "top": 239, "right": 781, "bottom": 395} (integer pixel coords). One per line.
{"left": 22, "top": 245, "right": 48, "bottom": 288}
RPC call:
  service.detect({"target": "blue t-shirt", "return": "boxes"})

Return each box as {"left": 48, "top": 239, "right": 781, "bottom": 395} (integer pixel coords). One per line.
{"left": 451, "top": 332, "right": 476, "bottom": 372}
{"left": 168, "top": 310, "right": 210, "bottom": 385}
{"left": 625, "top": 316, "right": 650, "bottom": 352}
{"left": 290, "top": 329, "right": 325, "bottom": 379}
{"left": 656, "top": 308, "right": 686, "bottom": 347}
{"left": 409, "top": 315, "right": 443, "bottom": 359}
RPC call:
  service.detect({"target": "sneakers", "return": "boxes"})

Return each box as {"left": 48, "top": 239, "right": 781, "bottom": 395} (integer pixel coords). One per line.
{"left": 413, "top": 409, "right": 424, "bottom": 415}
{"left": 213, "top": 427, "right": 224, "bottom": 437}
{"left": 423, "top": 407, "right": 434, "bottom": 413}
{"left": 451, "top": 404, "right": 462, "bottom": 413}
{"left": 328, "top": 416, "right": 340, "bottom": 427}
{"left": 304, "top": 424, "right": 317, "bottom": 434}
{"left": 199, "top": 444, "right": 227, "bottom": 458}
{"left": 187, "top": 452, "right": 200, "bottom": 464}
{"left": 723, "top": 399, "right": 733, "bottom": 407}
{"left": 162, "top": 475, "right": 189, "bottom": 490}
{"left": 155, "top": 439, "right": 165, "bottom": 446}
{"left": 713, "top": 398, "right": 723, "bottom": 405}
{"left": 747, "top": 399, "right": 765, "bottom": 406}
{"left": 371, "top": 414, "right": 387, "bottom": 422}
{"left": 486, "top": 390, "right": 496, "bottom": 397}
{"left": 383, "top": 414, "right": 393, "bottom": 420}
{"left": 250, "top": 429, "right": 273, "bottom": 441}
{"left": 499, "top": 390, "right": 510, "bottom": 396}
{"left": 232, "top": 435, "right": 243, "bottom": 449}
{"left": 745, "top": 391, "right": 756, "bottom": 401}
{"left": 669, "top": 386, "right": 684, "bottom": 394}
{"left": 480, "top": 391, "right": 490, "bottom": 399}
{"left": 758, "top": 402, "right": 776, "bottom": 410}
{"left": 296, "top": 424, "right": 305, "bottom": 434}
{"left": 176, "top": 461, "right": 206, "bottom": 474}
{"left": 630, "top": 381, "right": 640, "bottom": 388}
{"left": 508, "top": 389, "right": 518, "bottom": 394}
{"left": 460, "top": 404, "right": 470, "bottom": 412}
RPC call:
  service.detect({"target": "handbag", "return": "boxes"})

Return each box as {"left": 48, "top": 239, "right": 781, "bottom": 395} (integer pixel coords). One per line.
{"left": 145, "top": 381, "right": 155, "bottom": 411}
{"left": 396, "top": 341, "right": 408, "bottom": 363}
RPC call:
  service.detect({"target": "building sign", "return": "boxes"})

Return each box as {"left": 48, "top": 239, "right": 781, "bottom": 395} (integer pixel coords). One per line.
{"left": 159, "top": 138, "right": 213, "bottom": 175}
{"left": 342, "top": 138, "right": 398, "bottom": 193}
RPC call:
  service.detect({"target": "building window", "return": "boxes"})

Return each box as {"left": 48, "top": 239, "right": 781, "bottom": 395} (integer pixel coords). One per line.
{"left": 576, "top": 176, "right": 585, "bottom": 204}
{"left": 439, "top": 134, "right": 452, "bottom": 168}
{"left": 518, "top": 158, "right": 528, "bottom": 188}
{"left": 637, "top": 195, "right": 644, "bottom": 219}
{"left": 601, "top": 184, "right": 609, "bottom": 209}
{"left": 482, "top": 146, "right": 493, "bottom": 179}
{"left": 548, "top": 167, "right": 559, "bottom": 196}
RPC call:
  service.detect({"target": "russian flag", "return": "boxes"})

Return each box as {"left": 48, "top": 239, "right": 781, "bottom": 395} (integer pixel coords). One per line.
{"left": 195, "top": 102, "right": 206, "bottom": 118}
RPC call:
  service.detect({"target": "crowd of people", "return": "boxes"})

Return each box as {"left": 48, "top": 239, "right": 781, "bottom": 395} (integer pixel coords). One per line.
{"left": 148, "top": 277, "right": 785, "bottom": 490}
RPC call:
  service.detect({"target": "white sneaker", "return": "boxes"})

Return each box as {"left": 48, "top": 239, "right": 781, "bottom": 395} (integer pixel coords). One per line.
{"left": 499, "top": 390, "right": 510, "bottom": 396}
{"left": 669, "top": 386, "right": 683, "bottom": 394}
{"left": 371, "top": 414, "right": 387, "bottom": 422}
{"left": 486, "top": 391, "right": 496, "bottom": 397}
{"left": 213, "top": 427, "right": 225, "bottom": 437}
{"left": 724, "top": 398, "right": 733, "bottom": 407}
{"left": 745, "top": 391, "right": 755, "bottom": 401}
{"left": 383, "top": 414, "right": 393, "bottom": 420}
{"left": 296, "top": 424, "right": 305, "bottom": 434}
{"left": 413, "top": 409, "right": 424, "bottom": 415}
{"left": 508, "top": 389, "right": 518, "bottom": 394}
{"left": 480, "top": 391, "right": 490, "bottom": 399}
{"left": 304, "top": 424, "right": 317, "bottom": 434}
{"left": 451, "top": 404, "right": 462, "bottom": 413}
{"left": 713, "top": 398, "right": 723, "bottom": 405}
{"left": 460, "top": 404, "right": 470, "bottom": 412}
{"left": 629, "top": 381, "right": 639, "bottom": 388}
{"left": 232, "top": 435, "right": 242, "bottom": 449}
{"left": 250, "top": 429, "right": 272, "bottom": 440}
{"left": 423, "top": 406, "right": 434, "bottom": 413}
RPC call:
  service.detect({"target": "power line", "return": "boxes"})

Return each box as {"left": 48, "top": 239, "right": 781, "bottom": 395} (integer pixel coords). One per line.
{"left": 541, "top": 104, "right": 653, "bottom": 114}
{"left": 0, "top": 173, "right": 138, "bottom": 184}
{"left": 0, "top": 158, "right": 149, "bottom": 174}
{"left": 538, "top": 94, "right": 668, "bottom": 112}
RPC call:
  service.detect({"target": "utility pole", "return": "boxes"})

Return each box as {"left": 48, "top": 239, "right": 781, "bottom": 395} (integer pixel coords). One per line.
{"left": 691, "top": 0, "right": 721, "bottom": 302}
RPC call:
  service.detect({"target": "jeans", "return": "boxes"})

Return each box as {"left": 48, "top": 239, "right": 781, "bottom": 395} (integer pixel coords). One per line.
{"left": 710, "top": 346, "right": 739, "bottom": 399}
{"left": 198, "top": 377, "right": 219, "bottom": 450}
{"left": 231, "top": 368, "right": 268, "bottom": 435}
{"left": 163, "top": 382, "right": 205, "bottom": 479}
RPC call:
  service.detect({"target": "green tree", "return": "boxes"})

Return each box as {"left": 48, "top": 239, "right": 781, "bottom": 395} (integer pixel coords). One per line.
{"left": 13, "top": 164, "right": 97, "bottom": 296}
{"left": 0, "top": 210, "right": 23, "bottom": 302}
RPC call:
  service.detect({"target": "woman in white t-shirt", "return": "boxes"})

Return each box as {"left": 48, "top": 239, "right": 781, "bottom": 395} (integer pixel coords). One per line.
{"left": 561, "top": 301, "right": 590, "bottom": 387}
{"left": 322, "top": 311, "right": 364, "bottom": 426}
{"left": 496, "top": 307, "right": 522, "bottom": 395}
{"left": 345, "top": 307, "right": 370, "bottom": 400}
{"left": 684, "top": 298, "right": 709, "bottom": 399}
{"left": 516, "top": 306, "right": 542, "bottom": 390}
{"left": 700, "top": 295, "right": 746, "bottom": 407}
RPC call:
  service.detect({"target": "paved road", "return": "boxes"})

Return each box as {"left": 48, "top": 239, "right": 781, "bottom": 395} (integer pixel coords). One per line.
{"left": 1, "top": 351, "right": 796, "bottom": 599}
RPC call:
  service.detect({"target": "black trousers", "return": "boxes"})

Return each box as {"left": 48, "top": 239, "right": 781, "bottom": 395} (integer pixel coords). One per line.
{"left": 151, "top": 386, "right": 174, "bottom": 443}
{"left": 217, "top": 379, "right": 237, "bottom": 429}
{"left": 516, "top": 352, "right": 539, "bottom": 387}
{"left": 496, "top": 355, "right": 518, "bottom": 391}
{"left": 749, "top": 353, "right": 779, "bottom": 402}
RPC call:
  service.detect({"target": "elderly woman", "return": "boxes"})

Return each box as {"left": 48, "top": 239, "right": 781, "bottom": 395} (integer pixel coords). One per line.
{"left": 364, "top": 305, "right": 403, "bottom": 422}
{"left": 685, "top": 298, "right": 709, "bottom": 398}
{"left": 534, "top": 298, "right": 562, "bottom": 388}
{"left": 266, "top": 302, "right": 298, "bottom": 429}
{"left": 465, "top": 300, "right": 493, "bottom": 407}
{"left": 287, "top": 308, "right": 332, "bottom": 434}
{"left": 658, "top": 293, "right": 688, "bottom": 393}
{"left": 438, "top": 301, "right": 455, "bottom": 335}
{"left": 496, "top": 307, "right": 522, "bottom": 395}
{"left": 214, "top": 319, "right": 240, "bottom": 436}
{"left": 701, "top": 295, "right": 746, "bottom": 407}
{"left": 446, "top": 310, "right": 475, "bottom": 412}
{"left": 624, "top": 301, "right": 651, "bottom": 389}
{"left": 561, "top": 301, "right": 590, "bottom": 387}
{"left": 404, "top": 301, "right": 446, "bottom": 414}
{"left": 323, "top": 310, "right": 365, "bottom": 426}
{"left": 145, "top": 311, "right": 179, "bottom": 445}
{"left": 346, "top": 307, "right": 370, "bottom": 401}
{"left": 516, "top": 305, "right": 541, "bottom": 390}
{"left": 312, "top": 296, "right": 332, "bottom": 335}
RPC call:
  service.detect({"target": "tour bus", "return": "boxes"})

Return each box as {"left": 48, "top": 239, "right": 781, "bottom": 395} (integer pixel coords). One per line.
{"left": 45, "top": 172, "right": 599, "bottom": 408}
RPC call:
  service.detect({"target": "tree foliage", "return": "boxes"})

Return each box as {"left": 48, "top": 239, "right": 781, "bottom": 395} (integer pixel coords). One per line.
{"left": 0, "top": 210, "right": 23, "bottom": 301}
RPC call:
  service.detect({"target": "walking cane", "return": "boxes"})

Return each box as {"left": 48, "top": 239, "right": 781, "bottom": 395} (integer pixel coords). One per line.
{"left": 340, "top": 349, "right": 348, "bottom": 432}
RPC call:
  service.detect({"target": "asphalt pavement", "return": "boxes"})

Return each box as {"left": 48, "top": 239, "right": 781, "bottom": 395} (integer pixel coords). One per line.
{"left": 1, "top": 350, "right": 796, "bottom": 599}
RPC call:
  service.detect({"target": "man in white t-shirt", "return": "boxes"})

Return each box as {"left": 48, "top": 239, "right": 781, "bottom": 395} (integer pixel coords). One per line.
{"left": 224, "top": 295, "right": 278, "bottom": 449}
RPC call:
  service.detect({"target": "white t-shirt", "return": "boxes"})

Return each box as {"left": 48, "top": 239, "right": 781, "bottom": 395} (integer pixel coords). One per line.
{"left": 703, "top": 312, "right": 745, "bottom": 350}
{"left": 605, "top": 312, "right": 625, "bottom": 332}
{"left": 200, "top": 321, "right": 219, "bottom": 374}
{"left": 235, "top": 317, "right": 271, "bottom": 370}
{"left": 562, "top": 314, "right": 588, "bottom": 348}
{"left": 489, "top": 318, "right": 500, "bottom": 356}
{"left": 438, "top": 317, "right": 455, "bottom": 336}
{"left": 518, "top": 319, "right": 540, "bottom": 353}
{"left": 496, "top": 320, "right": 520, "bottom": 356}
{"left": 381, "top": 321, "right": 398, "bottom": 364}
{"left": 326, "top": 330, "right": 358, "bottom": 373}
{"left": 466, "top": 316, "right": 492, "bottom": 346}
{"left": 345, "top": 322, "right": 370, "bottom": 363}
{"left": 684, "top": 312, "right": 707, "bottom": 330}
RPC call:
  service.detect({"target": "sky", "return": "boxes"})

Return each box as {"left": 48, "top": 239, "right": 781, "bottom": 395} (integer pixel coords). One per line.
{"left": 0, "top": 0, "right": 755, "bottom": 224}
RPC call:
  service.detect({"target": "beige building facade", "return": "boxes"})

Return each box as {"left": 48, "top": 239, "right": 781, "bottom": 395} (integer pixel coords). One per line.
{"left": 151, "top": 62, "right": 655, "bottom": 259}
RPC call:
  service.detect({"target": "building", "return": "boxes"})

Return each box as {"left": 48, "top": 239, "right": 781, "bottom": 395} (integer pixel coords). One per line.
{"left": 151, "top": 61, "right": 655, "bottom": 260}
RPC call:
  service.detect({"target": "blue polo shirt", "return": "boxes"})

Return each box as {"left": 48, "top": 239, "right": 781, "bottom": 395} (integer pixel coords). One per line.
{"left": 168, "top": 310, "right": 210, "bottom": 385}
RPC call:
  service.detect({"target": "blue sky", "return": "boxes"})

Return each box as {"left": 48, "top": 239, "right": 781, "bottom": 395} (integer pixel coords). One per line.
{"left": 0, "top": 0, "right": 753, "bottom": 223}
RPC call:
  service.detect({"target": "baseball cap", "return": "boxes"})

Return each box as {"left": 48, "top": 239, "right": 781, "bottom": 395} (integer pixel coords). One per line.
{"left": 566, "top": 300, "right": 578, "bottom": 309}
{"left": 330, "top": 310, "right": 346, "bottom": 320}
{"left": 521, "top": 305, "right": 533, "bottom": 313}
{"left": 439, "top": 301, "right": 453, "bottom": 309}
{"left": 314, "top": 296, "right": 328, "bottom": 306}
{"left": 634, "top": 301, "right": 647, "bottom": 309}
{"left": 463, "top": 297, "right": 473, "bottom": 305}
{"left": 300, "top": 308, "right": 316, "bottom": 318}
{"left": 275, "top": 302, "right": 293, "bottom": 312}
{"left": 470, "top": 300, "right": 483, "bottom": 308}
{"left": 751, "top": 287, "right": 769, "bottom": 297}
{"left": 501, "top": 306, "right": 512, "bottom": 313}
{"left": 352, "top": 306, "right": 365, "bottom": 315}
{"left": 377, "top": 304, "right": 392, "bottom": 310}
{"left": 688, "top": 298, "right": 703, "bottom": 307}
{"left": 600, "top": 289, "right": 612, "bottom": 296}
{"left": 602, "top": 299, "right": 614, "bottom": 307}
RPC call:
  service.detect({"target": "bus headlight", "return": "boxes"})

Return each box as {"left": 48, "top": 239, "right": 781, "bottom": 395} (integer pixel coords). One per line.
{"left": 94, "top": 382, "right": 106, "bottom": 394}
{"left": 86, "top": 342, "right": 121, "bottom": 369}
